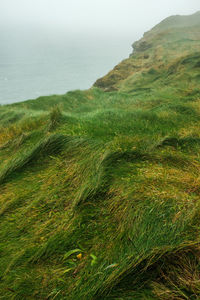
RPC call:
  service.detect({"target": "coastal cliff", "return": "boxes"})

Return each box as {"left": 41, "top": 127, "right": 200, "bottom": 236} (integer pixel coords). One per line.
{"left": 0, "top": 12, "right": 200, "bottom": 299}
{"left": 94, "top": 11, "right": 200, "bottom": 91}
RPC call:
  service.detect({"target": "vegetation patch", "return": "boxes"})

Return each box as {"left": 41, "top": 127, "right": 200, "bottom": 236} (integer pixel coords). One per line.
{"left": 1, "top": 12, "right": 200, "bottom": 299}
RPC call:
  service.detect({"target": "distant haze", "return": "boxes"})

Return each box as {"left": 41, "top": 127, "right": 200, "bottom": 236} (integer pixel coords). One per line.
{"left": 0, "top": 0, "right": 200, "bottom": 104}
{"left": 1, "top": 0, "right": 200, "bottom": 38}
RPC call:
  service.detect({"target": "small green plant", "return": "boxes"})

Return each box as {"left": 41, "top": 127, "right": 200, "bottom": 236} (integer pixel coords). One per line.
{"left": 90, "top": 254, "right": 97, "bottom": 266}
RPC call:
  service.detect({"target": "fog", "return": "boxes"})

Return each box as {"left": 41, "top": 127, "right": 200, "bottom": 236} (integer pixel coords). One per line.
{"left": 1, "top": 0, "right": 200, "bottom": 104}
{"left": 1, "top": 0, "right": 200, "bottom": 38}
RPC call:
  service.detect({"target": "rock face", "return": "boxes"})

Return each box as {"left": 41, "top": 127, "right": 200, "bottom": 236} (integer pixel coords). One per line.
{"left": 132, "top": 40, "right": 153, "bottom": 52}
{"left": 94, "top": 11, "right": 200, "bottom": 91}
{"left": 93, "top": 58, "right": 135, "bottom": 92}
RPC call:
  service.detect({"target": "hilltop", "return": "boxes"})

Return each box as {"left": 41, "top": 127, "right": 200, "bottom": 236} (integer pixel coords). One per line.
{"left": 0, "top": 11, "right": 200, "bottom": 299}
{"left": 94, "top": 11, "right": 200, "bottom": 91}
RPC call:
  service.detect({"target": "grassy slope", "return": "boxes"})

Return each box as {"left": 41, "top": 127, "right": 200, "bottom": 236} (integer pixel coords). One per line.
{"left": 0, "top": 12, "right": 200, "bottom": 299}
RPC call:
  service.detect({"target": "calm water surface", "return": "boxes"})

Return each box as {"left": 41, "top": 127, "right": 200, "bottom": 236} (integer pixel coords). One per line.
{"left": 0, "top": 30, "right": 134, "bottom": 104}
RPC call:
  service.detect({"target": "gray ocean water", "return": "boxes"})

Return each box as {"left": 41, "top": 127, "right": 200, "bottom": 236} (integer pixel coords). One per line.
{"left": 0, "top": 29, "right": 134, "bottom": 104}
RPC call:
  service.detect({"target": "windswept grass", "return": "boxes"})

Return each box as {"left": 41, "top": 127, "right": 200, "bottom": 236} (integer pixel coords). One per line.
{"left": 0, "top": 133, "right": 71, "bottom": 184}
{"left": 0, "top": 12, "right": 200, "bottom": 299}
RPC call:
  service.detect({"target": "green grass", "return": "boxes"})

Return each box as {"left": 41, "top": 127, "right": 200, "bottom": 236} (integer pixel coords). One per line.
{"left": 1, "top": 13, "right": 200, "bottom": 299}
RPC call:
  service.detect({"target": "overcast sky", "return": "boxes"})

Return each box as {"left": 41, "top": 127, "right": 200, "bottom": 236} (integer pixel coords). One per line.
{"left": 1, "top": 0, "right": 200, "bottom": 38}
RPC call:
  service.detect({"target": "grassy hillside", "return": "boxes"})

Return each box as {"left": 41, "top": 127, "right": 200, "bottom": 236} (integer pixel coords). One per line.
{"left": 0, "top": 12, "right": 200, "bottom": 299}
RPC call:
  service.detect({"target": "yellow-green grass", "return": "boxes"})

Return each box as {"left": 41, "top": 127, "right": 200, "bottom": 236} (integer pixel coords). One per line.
{"left": 0, "top": 13, "right": 200, "bottom": 299}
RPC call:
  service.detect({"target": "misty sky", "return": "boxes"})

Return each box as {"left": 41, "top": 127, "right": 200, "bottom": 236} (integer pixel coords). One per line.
{"left": 1, "top": 0, "right": 200, "bottom": 38}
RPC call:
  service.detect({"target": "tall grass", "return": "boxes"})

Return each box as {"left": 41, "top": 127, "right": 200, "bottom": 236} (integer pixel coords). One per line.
{"left": 0, "top": 20, "right": 200, "bottom": 299}
{"left": 0, "top": 133, "right": 70, "bottom": 184}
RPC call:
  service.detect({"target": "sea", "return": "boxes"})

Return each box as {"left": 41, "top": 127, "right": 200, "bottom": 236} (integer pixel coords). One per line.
{"left": 0, "top": 28, "right": 135, "bottom": 105}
